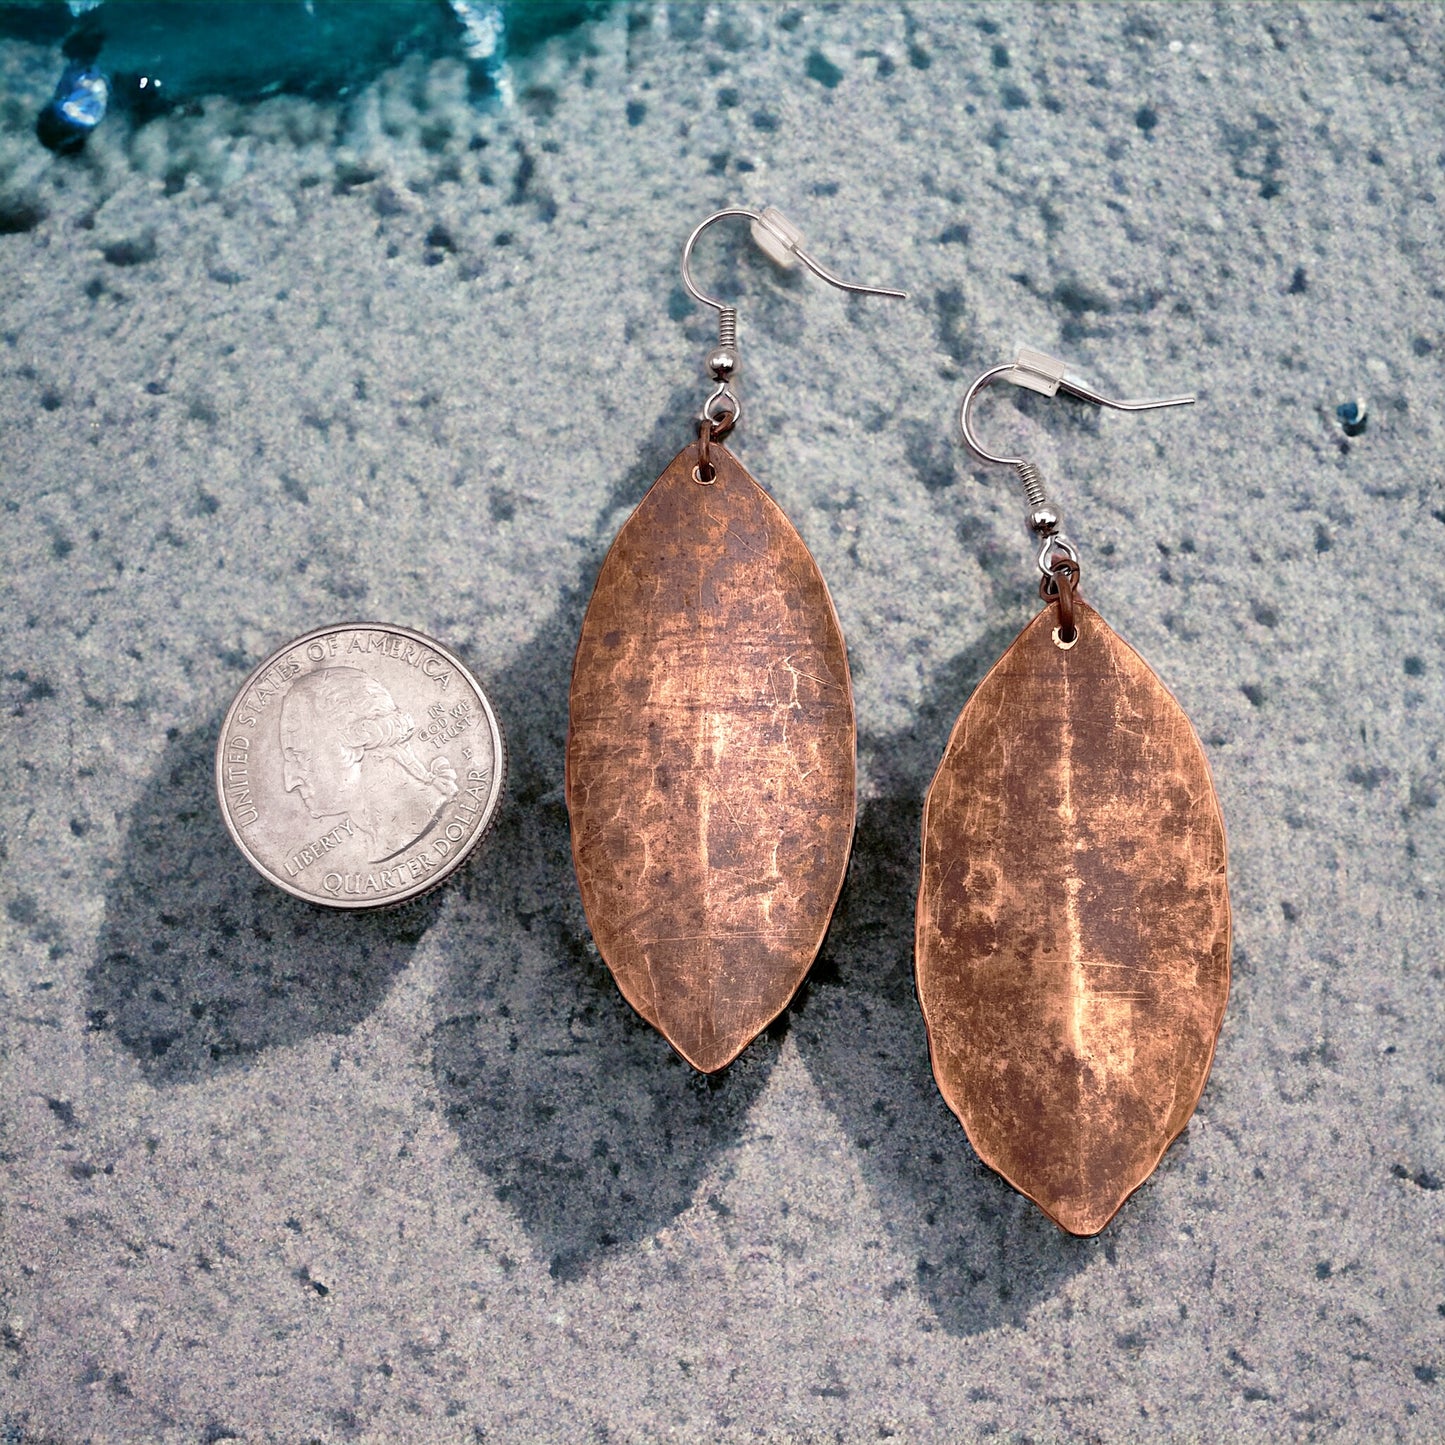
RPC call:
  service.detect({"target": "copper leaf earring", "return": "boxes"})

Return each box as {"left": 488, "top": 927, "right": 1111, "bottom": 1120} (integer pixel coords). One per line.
{"left": 915, "top": 348, "right": 1230, "bottom": 1235}
{"left": 568, "top": 207, "right": 904, "bottom": 1072}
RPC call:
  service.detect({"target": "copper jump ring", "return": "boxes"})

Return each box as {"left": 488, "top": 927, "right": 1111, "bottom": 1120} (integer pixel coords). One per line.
{"left": 1041, "top": 557, "right": 1080, "bottom": 649}
{"left": 695, "top": 406, "right": 737, "bottom": 485}
{"left": 696, "top": 415, "right": 713, "bottom": 483}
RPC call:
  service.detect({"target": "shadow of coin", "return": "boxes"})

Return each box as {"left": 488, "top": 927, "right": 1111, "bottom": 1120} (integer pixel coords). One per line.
{"left": 432, "top": 402, "right": 779, "bottom": 1281}
{"left": 87, "top": 720, "right": 443, "bottom": 1083}
{"left": 792, "top": 623, "right": 1099, "bottom": 1336}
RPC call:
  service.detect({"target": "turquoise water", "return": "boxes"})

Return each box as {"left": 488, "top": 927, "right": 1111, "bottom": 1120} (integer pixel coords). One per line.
{"left": 5, "top": 0, "right": 606, "bottom": 131}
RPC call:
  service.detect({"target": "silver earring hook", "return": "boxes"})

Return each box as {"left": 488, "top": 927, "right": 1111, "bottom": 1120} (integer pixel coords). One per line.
{"left": 680, "top": 205, "right": 906, "bottom": 437}
{"left": 681, "top": 206, "right": 908, "bottom": 311}
{"left": 958, "top": 347, "right": 1194, "bottom": 578}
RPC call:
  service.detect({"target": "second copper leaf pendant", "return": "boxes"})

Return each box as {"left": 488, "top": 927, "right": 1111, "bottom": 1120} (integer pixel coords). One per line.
{"left": 917, "top": 599, "right": 1230, "bottom": 1235}
{"left": 567, "top": 207, "right": 903, "bottom": 1070}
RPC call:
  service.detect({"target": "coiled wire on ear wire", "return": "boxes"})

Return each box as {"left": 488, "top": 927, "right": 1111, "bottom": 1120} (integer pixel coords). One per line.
{"left": 957, "top": 347, "right": 1195, "bottom": 579}
{"left": 680, "top": 205, "right": 906, "bottom": 441}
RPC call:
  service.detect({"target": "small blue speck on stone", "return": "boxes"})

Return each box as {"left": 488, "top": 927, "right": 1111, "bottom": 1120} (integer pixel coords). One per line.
{"left": 1335, "top": 399, "right": 1368, "bottom": 437}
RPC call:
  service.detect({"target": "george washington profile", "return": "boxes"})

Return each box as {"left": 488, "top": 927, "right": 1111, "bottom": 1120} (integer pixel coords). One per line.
{"left": 280, "top": 666, "right": 459, "bottom": 862}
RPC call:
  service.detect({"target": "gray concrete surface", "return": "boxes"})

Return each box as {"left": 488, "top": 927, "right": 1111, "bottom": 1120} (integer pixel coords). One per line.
{"left": 1, "top": 3, "right": 1442, "bottom": 1440}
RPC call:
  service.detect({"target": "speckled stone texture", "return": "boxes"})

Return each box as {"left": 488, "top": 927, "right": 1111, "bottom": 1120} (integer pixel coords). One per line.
{"left": 0, "top": 4, "right": 1441, "bottom": 1441}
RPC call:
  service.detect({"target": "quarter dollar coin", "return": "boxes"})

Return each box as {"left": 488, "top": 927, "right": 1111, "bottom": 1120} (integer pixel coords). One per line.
{"left": 215, "top": 623, "right": 505, "bottom": 908}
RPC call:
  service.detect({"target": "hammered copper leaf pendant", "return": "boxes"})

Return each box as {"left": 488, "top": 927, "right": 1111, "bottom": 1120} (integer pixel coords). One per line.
{"left": 567, "top": 439, "right": 855, "bottom": 1072}
{"left": 916, "top": 600, "right": 1230, "bottom": 1235}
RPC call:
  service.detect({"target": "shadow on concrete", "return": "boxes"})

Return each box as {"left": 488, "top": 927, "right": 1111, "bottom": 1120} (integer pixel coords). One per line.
{"left": 87, "top": 720, "right": 442, "bottom": 1083}
{"left": 429, "top": 392, "right": 779, "bottom": 1280}
{"left": 790, "top": 604, "right": 1103, "bottom": 1335}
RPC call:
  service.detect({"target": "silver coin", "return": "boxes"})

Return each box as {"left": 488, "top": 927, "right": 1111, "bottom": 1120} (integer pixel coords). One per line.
{"left": 215, "top": 623, "right": 505, "bottom": 909}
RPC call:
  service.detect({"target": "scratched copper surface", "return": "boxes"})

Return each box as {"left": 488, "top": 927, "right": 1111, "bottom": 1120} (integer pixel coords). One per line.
{"left": 916, "top": 600, "right": 1230, "bottom": 1235}
{"left": 567, "top": 439, "right": 855, "bottom": 1073}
